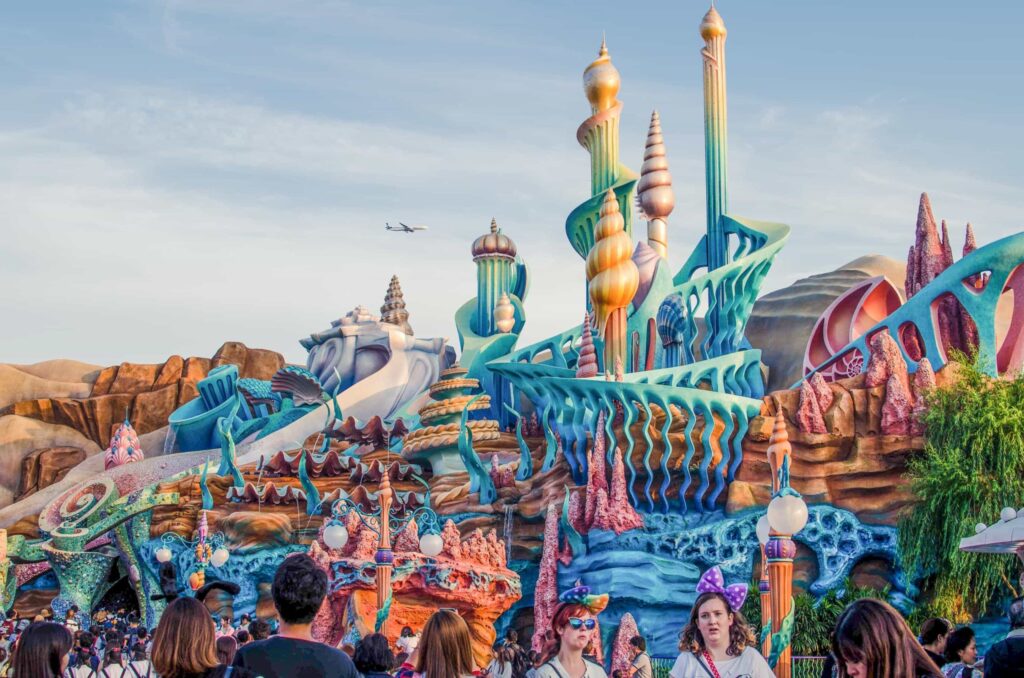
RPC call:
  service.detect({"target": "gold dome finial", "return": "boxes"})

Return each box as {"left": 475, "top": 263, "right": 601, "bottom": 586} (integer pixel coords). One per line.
{"left": 583, "top": 36, "right": 620, "bottom": 113}
{"left": 700, "top": 4, "right": 727, "bottom": 40}
{"left": 490, "top": 217, "right": 498, "bottom": 234}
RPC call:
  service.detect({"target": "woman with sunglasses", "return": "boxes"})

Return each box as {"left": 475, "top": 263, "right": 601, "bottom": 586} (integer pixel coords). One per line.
{"left": 536, "top": 586, "right": 609, "bottom": 678}
{"left": 670, "top": 567, "right": 773, "bottom": 678}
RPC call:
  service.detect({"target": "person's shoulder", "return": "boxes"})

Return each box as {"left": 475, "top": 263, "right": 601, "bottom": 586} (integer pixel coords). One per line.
{"left": 583, "top": 659, "right": 607, "bottom": 678}
{"left": 533, "top": 662, "right": 560, "bottom": 678}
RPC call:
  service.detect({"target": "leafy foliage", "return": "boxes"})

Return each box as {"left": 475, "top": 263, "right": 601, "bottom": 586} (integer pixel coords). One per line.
{"left": 897, "top": 353, "right": 1024, "bottom": 620}
{"left": 740, "top": 578, "right": 885, "bottom": 656}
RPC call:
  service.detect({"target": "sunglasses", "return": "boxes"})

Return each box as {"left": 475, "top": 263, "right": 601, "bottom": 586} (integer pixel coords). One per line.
{"left": 567, "top": 617, "right": 596, "bottom": 630}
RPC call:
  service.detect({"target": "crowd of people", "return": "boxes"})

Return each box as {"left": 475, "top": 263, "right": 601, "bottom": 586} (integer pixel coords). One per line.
{"left": 1, "top": 557, "right": 1022, "bottom": 678}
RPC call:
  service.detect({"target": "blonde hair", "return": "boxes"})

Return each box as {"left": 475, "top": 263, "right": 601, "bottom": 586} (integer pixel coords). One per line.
{"left": 151, "top": 597, "right": 220, "bottom": 678}
{"left": 415, "top": 610, "right": 476, "bottom": 678}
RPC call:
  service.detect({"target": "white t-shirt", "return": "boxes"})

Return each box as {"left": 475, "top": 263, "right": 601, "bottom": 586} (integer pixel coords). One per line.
{"left": 397, "top": 634, "right": 420, "bottom": 654}
{"left": 488, "top": 659, "right": 514, "bottom": 678}
{"left": 668, "top": 647, "right": 773, "bottom": 678}
{"left": 535, "top": 657, "right": 607, "bottom": 678}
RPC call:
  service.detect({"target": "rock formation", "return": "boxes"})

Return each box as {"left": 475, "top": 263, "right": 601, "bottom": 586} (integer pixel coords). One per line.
{"left": 584, "top": 413, "right": 609, "bottom": 527}
{"left": 880, "top": 372, "right": 913, "bottom": 436}
{"left": 911, "top": 358, "right": 936, "bottom": 436}
{"left": 592, "top": 449, "right": 644, "bottom": 534}
{"left": 796, "top": 381, "right": 826, "bottom": 434}
{"left": 381, "top": 275, "right": 414, "bottom": 335}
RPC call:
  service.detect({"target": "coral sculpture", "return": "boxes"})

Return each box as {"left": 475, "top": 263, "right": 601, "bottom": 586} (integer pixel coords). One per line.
{"left": 104, "top": 417, "right": 144, "bottom": 470}
{"left": 532, "top": 503, "right": 560, "bottom": 652}
{"left": 610, "top": 613, "right": 640, "bottom": 676}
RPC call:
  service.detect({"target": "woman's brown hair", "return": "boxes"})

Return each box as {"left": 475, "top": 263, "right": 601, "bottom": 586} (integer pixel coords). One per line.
{"left": 832, "top": 599, "right": 942, "bottom": 678}
{"left": 415, "top": 609, "right": 476, "bottom": 678}
{"left": 539, "top": 602, "right": 595, "bottom": 665}
{"left": 151, "top": 597, "right": 221, "bottom": 678}
{"left": 678, "top": 592, "right": 754, "bottom": 657}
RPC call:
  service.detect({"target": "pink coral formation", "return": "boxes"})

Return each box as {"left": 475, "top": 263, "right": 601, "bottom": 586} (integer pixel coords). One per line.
{"left": 393, "top": 517, "right": 420, "bottom": 553}
{"left": 881, "top": 372, "right": 913, "bottom": 436}
{"left": 591, "top": 449, "right": 644, "bottom": 534}
{"left": 576, "top": 314, "right": 599, "bottom": 378}
{"left": 585, "top": 413, "right": 609, "bottom": 526}
{"left": 532, "top": 503, "right": 560, "bottom": 652}
{"left": 796, "top": 381, "right": 826, "bottom": 434}
{"left": 864, "top": 332, "right": 910, "bottom": 393}
{"left": 610, "top": 613, "right": 640, "bottom": 675}
{"left": 489, "top": 455, "right": 516, "bottom": 489}
{"left": 797, "top": 373, "right": 834, "bottom": 434}
{"left": 904, "top": 193, "right": 982, "bottom": 356}
{"left": 103, "top": 417, "right": 144, "bottom": 470}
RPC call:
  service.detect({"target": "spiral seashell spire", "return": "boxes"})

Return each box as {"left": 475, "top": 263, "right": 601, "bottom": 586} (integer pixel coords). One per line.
{"left": 638, "top": 110, "right": 675, "bottom": 259}
{"left": 381, "top": 274, "right": 413, "bottom": 335}
{"left": 587, "top": 190, "right": 639, "bottom": 373}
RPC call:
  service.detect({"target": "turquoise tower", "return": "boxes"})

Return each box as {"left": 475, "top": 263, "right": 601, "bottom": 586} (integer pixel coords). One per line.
{"left": 472, "top": 218, "right": 518, "bottom": 337}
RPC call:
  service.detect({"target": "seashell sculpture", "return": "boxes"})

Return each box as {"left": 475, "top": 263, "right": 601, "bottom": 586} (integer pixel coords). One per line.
{"left": 637, "top": 110, "right": 674, "bottom": 259}
{"left": 493, "top": 292, "right": 515, "bottom": 333}
{"left": 587, "top": 190, "right": 639, "bottom": 374}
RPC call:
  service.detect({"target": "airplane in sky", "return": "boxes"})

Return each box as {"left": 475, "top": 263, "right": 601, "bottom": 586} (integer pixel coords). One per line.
{"left": 385, "top": 222, "right": 429, "bottom": 233}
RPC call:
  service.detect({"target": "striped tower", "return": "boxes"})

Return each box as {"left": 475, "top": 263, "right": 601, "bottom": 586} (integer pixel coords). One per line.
{"left": 580, "top": 38, "right": 630, "bottom": 216}
{"left": 700, "top": 5, "right": 729, "bottom": 271}
{"left": 374, "top": 471, "right": 395, "bottom": 632}
{"left": 759, "top": 543, "right": 772, "bottom": 658}
{"left": 766, "top": 411, "right": 795, "bottom": 678}
{"left": 471, "top": 219, "right": 518, "bottom": 336}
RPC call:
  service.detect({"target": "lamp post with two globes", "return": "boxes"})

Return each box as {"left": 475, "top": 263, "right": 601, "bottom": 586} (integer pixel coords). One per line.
{"left": 764, "top": 411, "right": 808, "bottom": 678}
{"left": 154, "top": 510, "right": 231, "bottom": 591}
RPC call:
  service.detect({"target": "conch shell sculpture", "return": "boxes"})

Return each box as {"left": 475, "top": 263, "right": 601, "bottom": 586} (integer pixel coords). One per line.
{"left": 587, "top": 190, "right": 639, "bottom": 374}
{"left": 637, "top": 110, "right": 674, "bottom": 259}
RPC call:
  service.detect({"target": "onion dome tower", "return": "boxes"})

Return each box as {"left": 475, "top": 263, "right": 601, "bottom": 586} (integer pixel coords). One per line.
{"left": 588, "top": 191, "right": 640, "bottom": 373}
{"left": 471, "top": 218, "right": 518, "bottom": 337}
{"left": 380, "top": 274, "right": 414, "bottom": 335}
{"left": 637, "top": 110, "right": 675, "bottom": 259}
{"left": 104, "top": 416, "right": 145, "bottom": 470}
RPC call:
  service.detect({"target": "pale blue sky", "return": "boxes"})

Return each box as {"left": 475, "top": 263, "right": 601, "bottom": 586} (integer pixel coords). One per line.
{"left": 2, "top": 1, "right": 1022, "bottom": 365}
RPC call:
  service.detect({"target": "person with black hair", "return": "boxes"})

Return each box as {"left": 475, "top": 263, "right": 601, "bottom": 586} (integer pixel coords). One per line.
{"left": 355, "top": 633, "right": 396, "bottom": 678}
{"left": 11, "top": 621, "right": 72, "bottom": 677}
{"left": 919, "top": 618, "right": 952, "bottom": 669}
{"left": 235, "top": 629, "right": 251, "bottom": 647}
{"left": 65, "top": 606, "right": 81, "bottom": 634}
{"left": 627, "top": 636, "right": 651, "bottom": 678}
{"left": 940, "top": 626, "right": 978, "bottom": 678}
{"left": 231, "top": 554, "right": 359, "bottom": 678}
{"left": 248, "top": 620, "right": 270, "bottom": 642}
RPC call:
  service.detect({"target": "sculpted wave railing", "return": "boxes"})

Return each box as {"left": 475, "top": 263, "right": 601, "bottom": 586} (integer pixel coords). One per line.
{"left": 798, "top": 231, "right": 1024, "bottom": 385}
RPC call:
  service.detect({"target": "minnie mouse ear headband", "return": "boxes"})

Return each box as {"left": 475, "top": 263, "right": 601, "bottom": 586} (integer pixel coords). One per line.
{"left": 695, "top": 566, "right": 748, "bottom": 612}
{"left": 559, "top": 583, "right": 609, "bottom": 615}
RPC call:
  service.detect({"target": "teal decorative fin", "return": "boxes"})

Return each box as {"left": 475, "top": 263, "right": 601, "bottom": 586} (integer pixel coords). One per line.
{"left": 458, "top": 394, "right": 496, "bottom": 505}
{"left": 374, "top": 592, "right": 393, "bottom": 633}
{"left": 767, "top": 600, "right": 795, "bottom": 668}
{"left": 560, "top": 486, "right": 586, "bottom": 557}
{"left": 200, "top": 459, "right": 214, "bottom": 510}
{"left": 298, "top": 452, "right": 321, "bottom": 516}
{"left": 504, "top": 403, "right": 533, "bottom": 480}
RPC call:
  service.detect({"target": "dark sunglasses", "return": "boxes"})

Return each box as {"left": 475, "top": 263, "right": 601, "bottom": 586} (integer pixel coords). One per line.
{"left": 567, "top": 617, "right": 596, "bottom": 630}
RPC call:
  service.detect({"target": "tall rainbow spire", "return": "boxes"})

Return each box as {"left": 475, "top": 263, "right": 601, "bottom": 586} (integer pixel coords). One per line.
{"left": 701, "top": 4, "right": 729, "bottom": 273}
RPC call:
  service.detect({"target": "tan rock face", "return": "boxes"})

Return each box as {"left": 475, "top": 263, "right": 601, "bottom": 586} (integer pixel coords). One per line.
{"left": 17, "top": 447, "right": 87, "bottom": 500}
{"left": 0, "top": 342, "right": 284, "bottom": 447}
{"left": 733, "top": 374, "right": 925, "bottom": 525}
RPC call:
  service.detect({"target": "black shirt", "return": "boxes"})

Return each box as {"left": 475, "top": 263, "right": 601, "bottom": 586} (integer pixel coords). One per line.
{"left": 232, "top": 636, "right": 359, "bottom": 678}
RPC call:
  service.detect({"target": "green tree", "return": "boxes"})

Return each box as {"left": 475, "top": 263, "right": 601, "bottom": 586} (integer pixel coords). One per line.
{"left": 897, "top": 353, "right": 1024, "bottom": 620}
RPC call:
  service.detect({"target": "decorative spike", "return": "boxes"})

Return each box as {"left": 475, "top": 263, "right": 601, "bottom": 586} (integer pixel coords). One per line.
{"left": 380, "top": 274, "right": 413, "bottom": 335}
{"left": 638, "top": 110, "right": 674, "bottom": 259}
{"left": 766, "top": 411, "right": 792, "bottom": 496}
{"left": 576, "top": 314, "right": 599, "bottom": 378}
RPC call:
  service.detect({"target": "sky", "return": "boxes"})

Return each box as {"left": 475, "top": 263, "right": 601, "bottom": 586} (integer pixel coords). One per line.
{"left": 2, "top": 0, "right": 1022, "bottom": 367}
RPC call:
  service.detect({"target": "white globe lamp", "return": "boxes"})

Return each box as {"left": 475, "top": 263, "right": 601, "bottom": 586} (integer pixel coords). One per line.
{"left": 419, "top": 532, "right": 443, "bottom": 557}
{"left": 1000, "top": 506, "right": 1017, "bottom": 522}
{"left": 756, "top": 514, "right": 771, "bottom": 545}
{"left": 155, "top": 547, "right": 172, "bottom": 563}
{"left": 211, "top": 547, "right": 230, "bottom": 568}
{"left": 767, "top": 494, "right": 809, "bottom": 536}
{"left": 323, "top": 523, "right": 349, "bottom": 550}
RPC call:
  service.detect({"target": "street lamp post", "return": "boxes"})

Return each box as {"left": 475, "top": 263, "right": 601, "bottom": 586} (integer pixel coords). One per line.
{"left": 755, "top": 514, "right": 771, "bottom": 658}
{"left": 764, "top": 411, "right": 808, "bottom": 678}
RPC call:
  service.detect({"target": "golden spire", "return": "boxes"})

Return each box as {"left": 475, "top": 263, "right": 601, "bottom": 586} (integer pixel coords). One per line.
{"left": 700, "top": 4, "right": 727, "bottom": 40}
{"left": 582, "top": 37, "right": 621, "bottom": 113}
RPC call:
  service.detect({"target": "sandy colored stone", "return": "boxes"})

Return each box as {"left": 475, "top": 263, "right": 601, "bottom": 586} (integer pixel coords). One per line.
{"left": 219, "top": 511, "right": 295, "bottom": 550}
{"left": 153, "top": 355, "right": 185, "bottom": 389}
{"left": 823, "top": 385, "right": 855, "bottom": 438}
{"left": 17, "top": 447, "right": 87, "bottom": 499}
{"left": 90, "top": 366, "right": 119, "bottom": 397}
{"left": 131, "top": 384, "right": 179, "bottom": 435}
{"left": 107, "top": 362, "right": 160, "bottom": 394}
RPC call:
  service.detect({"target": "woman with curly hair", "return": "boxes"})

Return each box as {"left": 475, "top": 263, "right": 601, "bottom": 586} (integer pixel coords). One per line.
{"left": 669, "top": 567, "right": 773, "bottom": 678}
